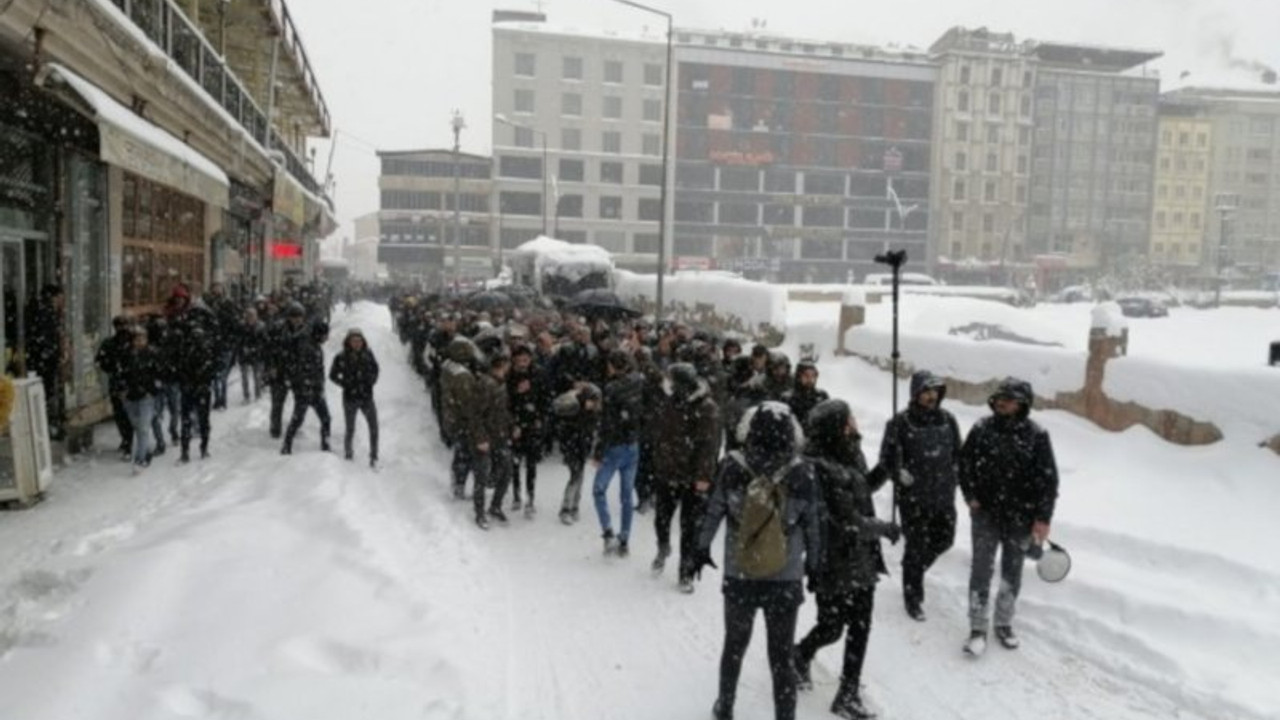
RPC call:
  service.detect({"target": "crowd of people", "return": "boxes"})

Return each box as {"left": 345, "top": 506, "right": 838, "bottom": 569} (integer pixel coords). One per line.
{"left": 93, "top": 281, "right": 382, "bottom": 473}
{"left": 393, "top": 290, "right": 1061, "bottom": 720}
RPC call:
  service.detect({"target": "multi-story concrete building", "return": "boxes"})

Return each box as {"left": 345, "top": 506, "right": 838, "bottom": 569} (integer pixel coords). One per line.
{"left": 1150, "top": 101, "right": 1214, "bottom": 270}
{"left": 374, "top": 149, "right": 493, "bottom": 285}
{"left": 0, "top": 0, "right": 334, "bottom": 441}
{"left": 671, "top": 30, "right": 936, "bottom": 282}
{"left": 1163, "top": 84, "right": 1280, "bottom": 274}
{"left": 1026, "top": 43, "right": 1162, "bottom": 276}
{"left": 928, "top": 27, "right": 1038, "bottom": 280}
{"left": 491, "top": 13, "right": 667, "bottom": 271}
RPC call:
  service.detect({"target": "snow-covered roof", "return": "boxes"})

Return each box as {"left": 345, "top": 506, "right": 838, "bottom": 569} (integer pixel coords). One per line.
{"left": 493, "top": 21, "right": 664, "bottom": 46}
{"left": 511, "top": 236, "right": 614, "bottom": 282}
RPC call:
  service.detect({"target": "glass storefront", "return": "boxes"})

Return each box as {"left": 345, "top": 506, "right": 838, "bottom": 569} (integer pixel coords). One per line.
{"left": 120, "top": 171, "right": 206, "bottom": 308}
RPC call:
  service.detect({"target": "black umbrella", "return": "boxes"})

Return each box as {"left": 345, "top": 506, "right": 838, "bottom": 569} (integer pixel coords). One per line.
{"left": 568, "top": 288, "right": 640, "bottom": 321}
{"left": 465, "top": 290, "right": 515, "bottom": 312}
{"left": 494, "top": 284, "right": 538, "bottom": 309}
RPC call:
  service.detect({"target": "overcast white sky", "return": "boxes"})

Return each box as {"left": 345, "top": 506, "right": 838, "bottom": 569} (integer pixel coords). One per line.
{"left": 285, "top": 0, "right": 1280, "bottom": 249}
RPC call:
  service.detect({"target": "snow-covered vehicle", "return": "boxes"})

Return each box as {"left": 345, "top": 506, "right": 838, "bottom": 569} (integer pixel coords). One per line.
{"left": 863, "top": 272, "right": 940, "bottom": 287}
{"left": 1116, "top": 296, "right": 1169, "bottom": 318}
{"left": 507, "top": 236, "right": 615, "bottom": 299}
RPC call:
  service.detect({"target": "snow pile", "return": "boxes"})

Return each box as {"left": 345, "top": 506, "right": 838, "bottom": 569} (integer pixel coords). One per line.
{"left": 1105, "top": 359, "right": 1280, "bottom": 440}
{"left": 510, "top": 236, "right": 614, "bottom": 282}
{"left": 1091, "top": 302, "right": 1129, "bottom": 338}
{"left": 788, "top": 283, "right": 1023, "bottom": 303}
{"left": 614, "top": 269, "right": 788, "bottom": 332}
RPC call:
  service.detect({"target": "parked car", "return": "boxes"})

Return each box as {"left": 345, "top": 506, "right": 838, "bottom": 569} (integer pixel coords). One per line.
{"left": 1116, "top": 297, "right": 1169, "bottom": 318}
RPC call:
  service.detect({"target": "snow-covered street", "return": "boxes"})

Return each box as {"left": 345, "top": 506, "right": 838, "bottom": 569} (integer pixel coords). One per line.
{"left": 0, "top": 302, "right": 1276, "bottom": 720}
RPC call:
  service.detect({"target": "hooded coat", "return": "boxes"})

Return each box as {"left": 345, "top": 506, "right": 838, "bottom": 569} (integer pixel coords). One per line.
{"left": 879, "top": 371, "right": 963, "bottom": 511}
{"left": 653, "top": 377, "right": 721, "bottom": 485}
{"left": 593, "top": 370, "right": 646, "bottom": 460}
{"left": 440, "top": 337, "right": 482, "bottom": 442}
{"left": 698, "top": 401, "right": 822, "bottom": 584}
{"left": 959, "top": 379, "right": 1060, "bottom": 532}
{"left": 329, "top": 330, "right": 380, "bottom": 401}
{"left": 805, "top": 400, "right": 896, "bottom": 594}
{"left": 783, "top": 362, "right": 830, "bottom": 427}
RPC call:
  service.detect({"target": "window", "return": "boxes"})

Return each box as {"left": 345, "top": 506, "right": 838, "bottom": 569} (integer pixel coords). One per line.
{"left": 515, "top": 127, "right": 534, "bottom": 148}
{"left": 848, "top": 208, "right": 883, "bottom": 229}
{"left": 604, "top": 60, "right": 623, "bottom": 83}
{"left": 639, "top": 164, "right": 663, "bottom": 186}
{"left": 634, "top": 233, "right": 660, "bottom": 253}
{"left": 986, "top": 152, "right": 998, "bottom": 172}
{"left": 675, "top": 201, "right": 714, "bottom": 223}
{"left": 955, "top": 151, "right": 967, "bottom": 171}
{"left": 988, "top": 92, "right": 1001, "bottom": 114}
{"left": 643, "top": 99, "right": 662, "bottom": 122}
{"left": 802, "top": 206, "right": 843, "bottom": 227}
{"left": 602, "top": 131, "right": 622, "bottom": 154}
{"left": 1197, "top": 132, "right": 1208, "bottom": 148}
{"left": 984, "top": 180, "right": 997, "bottom": 202}
{"left": 600, "top": 161, "right": 624, "bottom": 184}
{"left": 1173, "top": 211, "right": 1184, "bottom": 227}
{"left": 957, "top": 90, "right": 970, "bottom": 112}
{"left": 558, "top": 194, "right": 584, "bottom": 219}
{"left": 953, "top": 179, "right": 966, "bottom": 201}
{"left": 499, "top": 156, "right": 543, "bottom": 179}
{"left": 561, "top": 127, "right": 582, "bottom": 151}
{"left": 1194, "top": 159, "right": 1206, "bottom": 172}
{"left": 951, "top": 241, "right": 963, "bottom": 256}
{"left": 599, "top": 196, "right": 623, "bottom": 220}
{"left": 515, "top": 52, "right": 536, "bottom": 77}
{"left": 1015, "top": 184, "right": 1027, "bottom": 203}
{"left": 720, "top": 203, "right": 758, "bottom": 224}
{"left": 991, "top": 68, "right": 1003, "bottom": 86}
{"left": 677, "top": 164, "right": 714, "bottom": 188}
{"left": 986, "top": 124, "right": 1000, "bottom": 143}
{"left": 1020, "top": 94, "right": 1031, "bottom": 117}
{"left": 1159, "top": 157, "right": 1170, "bottom": 171}
{"left": 1175, "top": 185, "right": 1186, "bottom": 199}
{"left": 1018, "top": 126, "right": 1030, "bottom": 145}
{"left": 765, "top": 170, "right": 796, "bottom": 193}
{"left": 638, "top": 198, "right": 662, "bottom": 221}
{"left": 603, "top": 96, "right": 623, "bottom": 119}
{"left": 959, "top": 65, "right": 971, "bottom": 84}
{"left": 951, "top": 212, "right": 964, "bottom": 231}
{"left": 956, "top": 121, "right": 969, "bottom": 141}
{"left": 764, "top": 204, "right": 795, "bottom": 225}
{"left": 563, "top": 56, "right": 583, "bottom": 80}
{"left": 514, "top": 89, "right": 535, "bottom": 113}
{"left": 121, "top": 173, "right": 205, "bottom": 308}
{"left": 983, "top": 213, "right": 995, "bottom": 232}
{"left": 562, "top": 93, "right": 583, "bottom": 116}
{"left": 1190, "top": 212, "right": 1201, "bottom": 229}
{"left": 805, "top": 172, "right": 844, "bottom": 195}
{"left": 1016, "top": 154, "right": 1028, "bottom": 174}
{"left": 1155, "top": 211, "right": 1166, "bottom": 229}
{"left": 500, "top": 191, "right": 542, "bottom": 216}
{"left": 642, "top": 134, "right": 661, "bottom": 157}
{"left": 1022, "top": 70, "right": 1032, "bottom": 87}
{"left": 559, "top": 159, "right": 584, "bottom": 182}
{"left": 644, "top": 63, "right": 664, "bottom": 86}
{"left": 721, "top": 167, "right": 759, "bottom": 192}
{"left": 1179, "top": 132, "right": 1190, "bottom": 147}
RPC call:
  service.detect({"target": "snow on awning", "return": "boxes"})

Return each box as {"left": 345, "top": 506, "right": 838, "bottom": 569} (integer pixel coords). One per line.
{"left": 35, "top": 63, "right": 230, "bottom": 208}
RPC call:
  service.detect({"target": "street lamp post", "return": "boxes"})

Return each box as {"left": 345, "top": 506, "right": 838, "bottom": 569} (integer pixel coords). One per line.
{"left": 494, "top": 113, "right": 550, "bottom": 237}
{"left": 612, "top": 0, "right": 672, "bottom": 319}
{"left": 451, "top": 110, "right": 466, "bottom": 290}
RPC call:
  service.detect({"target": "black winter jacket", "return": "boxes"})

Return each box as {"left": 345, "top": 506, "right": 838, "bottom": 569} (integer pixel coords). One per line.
{"left": 121, "top": 346, "right": 163, "bottom": 401}
{"left": 95, "top": 331, "right": 134, "bottom": 392}
{"left": 959, "top": 382, "right": 1059, "bottom": 532}
{"left": 879, "top": 372, "right": 963, "bottom": 512}
{"left": 330, "top": 348, "right": 380, "bottom": 401}
{"left": 593, "top": 371, "right": 645, "bottom": 460}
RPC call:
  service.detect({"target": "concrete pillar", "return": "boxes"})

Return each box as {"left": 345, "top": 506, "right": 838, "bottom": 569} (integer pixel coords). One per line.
{"left": 837, "top": 288, "right": 867, "bottom": 356}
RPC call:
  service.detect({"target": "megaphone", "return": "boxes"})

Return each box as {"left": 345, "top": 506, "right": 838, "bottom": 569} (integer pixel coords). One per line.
{"left": 1025, "top": 539, "right": 1072, "bottom": 583}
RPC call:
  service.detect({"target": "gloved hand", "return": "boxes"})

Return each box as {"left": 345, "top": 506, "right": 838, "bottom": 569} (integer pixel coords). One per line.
{"left": 692, "top": 548, "right": 718, "bottom": 580}
{"left": 897, "top": 469, "right": 916, "bottom": 488}
{"left": 883, "top": 522, "right": 903, "bottom": 545}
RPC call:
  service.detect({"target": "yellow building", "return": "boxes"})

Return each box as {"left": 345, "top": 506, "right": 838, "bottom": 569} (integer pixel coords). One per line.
{"left": 1151, "top": 105, "right": 1213, "bottom": 268}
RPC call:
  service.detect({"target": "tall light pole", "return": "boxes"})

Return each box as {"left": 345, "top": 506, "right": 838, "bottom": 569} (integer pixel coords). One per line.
{"left": 451, "top": 110, "right": 466, "bottom": 290}
{"left": 494, "top": 113, "right": 549, "bottom": 237}
{"left": 613, "top": 0, "right": 672, "bottom": 319}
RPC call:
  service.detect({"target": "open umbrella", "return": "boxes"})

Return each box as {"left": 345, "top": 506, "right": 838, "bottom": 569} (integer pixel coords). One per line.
{"left": 465, "top": 290, "right": 515, "bottom": 313}
{"left": 494, "top": 284, "right": 539, "bottom": 309}
{"left": 568, "top": 288, "right": 640, "bottom": 321}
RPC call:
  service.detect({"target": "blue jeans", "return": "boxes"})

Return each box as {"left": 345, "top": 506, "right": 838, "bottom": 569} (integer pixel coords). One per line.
{"left": 152, "top": 383, "right": 179, "bottom": 446}
{"left": 124, "top": 396, "right": 155, "bottom": 466}
{"left": 592, "top": 443, "right": 639, "bottom": 541}
{"left": 212, "top": 351, "right": 234, "bottom": 407}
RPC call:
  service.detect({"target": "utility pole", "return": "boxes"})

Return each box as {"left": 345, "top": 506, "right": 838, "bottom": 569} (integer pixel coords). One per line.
{"left": 451, "top": 110, "right": 466, "bottom": 290}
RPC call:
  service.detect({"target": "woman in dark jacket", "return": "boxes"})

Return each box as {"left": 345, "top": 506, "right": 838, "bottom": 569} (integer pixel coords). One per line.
{"left": 794, "top": 399, "right": 900, "bottom": 720}
{"left": 329, "top": 328, "right": 380, "bottom": 466}
{"left": 121, "top": 326, "right": 163, "bottom": 471}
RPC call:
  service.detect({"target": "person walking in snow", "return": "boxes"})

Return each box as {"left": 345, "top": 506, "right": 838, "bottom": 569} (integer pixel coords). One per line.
{"left": 556, "top": 382, "right": 601, "bottom": 525}
{"left": 329, "top": 328, "right": 380, "bottom": 467}
{"left": 441, "top": 336, "right": 483, "bottom": 501}
{"left": 959, "top": 378, "right": 1059, "bottom": 657}
{"left": 473, "top": 351, "right": 514, "bottom": 529}
{"left": 96, "top": 315, "right": 136, "bottom": 459}
{"left": 280, "top": 318, "right": 332, "bottom": 455}
{"left": 120, "top": 326, "right": 163, "bottom": 473}
{"left": 783, "top": 359, "right": 830, "bottom": 427}
{"left": 794, "top": 400, "right": 900, "bottom": 720}
{"left": 651, "top": 363, "right": 720, "bottom": 592}
{"left": 170, "top": 302, "right": 219, "bottom": 463}
{"left": 507, "top": 344, "right": 546, "bottom": 516}
{"left": 238, "top": 308, "right": 267, "bottom": 404}
{"left": 878, "top": 371, "right": 963, "bottom": 622}
{"left": 591, "top": 349, "right": 646, "bottom": 557}
{"left": 695, "top": 401, "right": 822, "bottom": 720}
{"left": 265, "top": 302, "right": 303, "bottom": 438}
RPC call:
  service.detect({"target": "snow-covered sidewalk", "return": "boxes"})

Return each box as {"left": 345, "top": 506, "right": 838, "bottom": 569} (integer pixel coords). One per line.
{"left": 0, "top": 302, "right": 1275, "bottom": 719}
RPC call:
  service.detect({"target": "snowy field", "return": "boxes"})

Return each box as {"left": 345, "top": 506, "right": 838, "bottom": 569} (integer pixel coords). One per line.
{"left": 0, "top": 302, "right": 1277, "bottom": 720}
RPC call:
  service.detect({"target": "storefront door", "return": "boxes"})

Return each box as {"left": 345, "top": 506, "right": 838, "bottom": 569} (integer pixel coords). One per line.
{"left": 0, "top": 232, "right": 29, "bottom": 376}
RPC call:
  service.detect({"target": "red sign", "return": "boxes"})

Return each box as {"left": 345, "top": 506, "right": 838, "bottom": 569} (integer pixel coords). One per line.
{"left": 709, "top": 150, "right": 776, "bottom": 166}
{"left": 270, "top": 243, "right": 303, "bottom": 259}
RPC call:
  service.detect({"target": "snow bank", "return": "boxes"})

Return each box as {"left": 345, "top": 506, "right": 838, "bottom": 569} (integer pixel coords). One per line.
{"left": 614, "top": 269, "right": 788, "bottom": 333}
{"left": 1105, "top": 358, "right": 1280, "bottom": 440}
{"left": 511, "top": 236, "right": 614, "bottom": 282}
{"left": 788, "top": 283, "right": 1023, "bottom": 303}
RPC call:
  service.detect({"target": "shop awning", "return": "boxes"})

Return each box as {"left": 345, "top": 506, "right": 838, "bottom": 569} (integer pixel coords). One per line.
{"left": 35, "top": 63, "right": 230, "bottom": 208}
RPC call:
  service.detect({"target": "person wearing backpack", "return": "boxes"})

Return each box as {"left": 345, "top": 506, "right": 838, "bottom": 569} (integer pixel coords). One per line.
{"left": 694, "top": 401, "right": 822, "bottom": 720}
{"left": 794, "top": 400, "right": 901, "bottom": 720}
{"left": 556, "top": 382, "right": 602, "bottom": 525}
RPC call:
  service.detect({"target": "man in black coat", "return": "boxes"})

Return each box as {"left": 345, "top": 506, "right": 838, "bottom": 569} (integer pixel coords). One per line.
{"left": 591, "top": 350, "right": 645, "bottom": 556}
{"left": 281, "top": 318, "right": 332, "bottom": 455}
{"left": 265, "top": 303, "right": 304, "bottom": 439}
{"left": 878, "top": 370, "right": 964, "bottom": 621}
{"left": 795, "top": 400, "right": 900, "bottom": 720}
{"left": 959, "top": 378, "right": 1059, "bottom": 657}
{"left": 329, "top": 328, "right": 380, "bottom": 466}
{"left": 783, "top": 359, "right": 830, "bottom": 427}
{"left": 170, "top": 305, "right": 219, "bottom": 462}
{"left": 507, "top": 344, "right": 546, "bottom": 515}
{"left": 28, "top": 284, "right": 65, "bottom": 440}
{"left": 95, "top": 315, "right": 135, "bottom": 457}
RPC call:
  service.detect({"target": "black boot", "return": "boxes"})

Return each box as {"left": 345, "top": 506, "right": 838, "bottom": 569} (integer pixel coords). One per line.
{"left": 711, "top": 698, "right": 733, "bottom": 720}
{"left": 831, "top": 683, "right": 875, "bottom": 720}
{"left": 794, "top": 648, "right": 813, "bottom": 691}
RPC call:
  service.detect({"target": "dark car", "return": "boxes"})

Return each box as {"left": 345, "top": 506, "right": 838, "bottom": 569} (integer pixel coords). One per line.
{"left": 1116, "top": 297, "right": 1169, "bottom": 318}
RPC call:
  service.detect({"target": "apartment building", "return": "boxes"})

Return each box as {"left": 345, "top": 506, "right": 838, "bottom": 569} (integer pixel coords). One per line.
{"left": 1150, "top": 102, "right": 1213, "bottom": 269}
{"left": 0, "top": 0, "right": 334, "bottom": 437}
{"left": 1026, "top": 43, "right": 1162, "bottom": 274}
{"left": 491, "top": 14, "right": 668, "bottom": 271}
{"left": 375, "top": 149, "right": 494, "bottom": 285}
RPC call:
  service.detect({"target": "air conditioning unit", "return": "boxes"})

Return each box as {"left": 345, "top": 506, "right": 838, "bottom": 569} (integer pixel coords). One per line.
{"left": 0, "top": 378, "right": 54, "bottom": 506}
